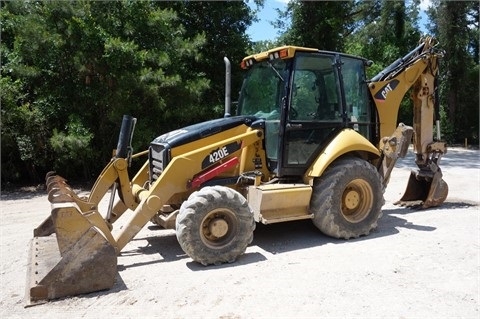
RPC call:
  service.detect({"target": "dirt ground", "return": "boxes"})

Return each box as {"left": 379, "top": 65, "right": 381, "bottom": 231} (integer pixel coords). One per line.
{"left": 1, "top": 147, "right": 479, "bottom": 318}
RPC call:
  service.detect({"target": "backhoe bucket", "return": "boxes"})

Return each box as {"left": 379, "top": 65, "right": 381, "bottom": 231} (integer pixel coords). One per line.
{"left": 395, "top": 169, "right": 448, "bottom": 208}
{"left": 26, "top": 198, "right": 117, "bottom": 306}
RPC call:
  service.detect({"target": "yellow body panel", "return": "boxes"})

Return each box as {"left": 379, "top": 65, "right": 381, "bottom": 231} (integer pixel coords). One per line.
{"left": 248, "top": 184, "right": 313, "bottom": 224}
{"left": 306, "top": 129, "right": 380, "bottom": 182}
{"left": 171, "top": 124, "right": 252, "bottom": 158}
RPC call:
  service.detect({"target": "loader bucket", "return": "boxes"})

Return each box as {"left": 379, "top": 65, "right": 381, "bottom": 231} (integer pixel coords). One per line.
{"left": 25, "top": 202, "right": 117, "bottom": 307}
{"left": 395, "top": 169, "right": 448, "bottom": 208}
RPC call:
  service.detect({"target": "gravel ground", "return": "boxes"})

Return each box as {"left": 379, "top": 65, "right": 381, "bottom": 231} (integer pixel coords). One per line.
{"left": 1, "top": 147, "right": 479, "bottom": 318}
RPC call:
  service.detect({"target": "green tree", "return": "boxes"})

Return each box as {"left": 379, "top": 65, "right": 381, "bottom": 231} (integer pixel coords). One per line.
{"left": 343, "top": 0, "right": 422, "bottom": 127}
{"left": 1, "top": 0, "right": 209, "bottom": 183}
{"left": 1, "top": 0, "right": 55, "bottom": 182}
{"left": 248, "top": 40, "right": 278, "bottom": 54}
{"left": 163, "top": 1, "right": 256, "bottom": 116}
{"left": 275, "top": 0, "right": 356, "bottom": 51}
{"left": 1, "top": 0, "right": 259, "bottom": 185}
{"left": 345, "top": 0, "right": 421, "bottom": 76}
{"left": 428, "top": 0, "right": 479, "bottom": 144}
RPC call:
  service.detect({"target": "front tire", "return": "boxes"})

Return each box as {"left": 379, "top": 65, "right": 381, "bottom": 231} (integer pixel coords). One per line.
{"left": 310, "top": 157, "right": 384, "bottom": 239}
{"left": 176, "top": 186, "right": 255, "bottom": 266}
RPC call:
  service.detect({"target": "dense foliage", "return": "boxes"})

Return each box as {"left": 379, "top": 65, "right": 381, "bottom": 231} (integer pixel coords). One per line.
{"left": 1, "top": 0, "right": 255, "bottom": 183}
{"left": 1, "top": 0, "right": 478, "bottom": 186}
{"left": 427, "top": 0, "right": 479, "bottom": 144}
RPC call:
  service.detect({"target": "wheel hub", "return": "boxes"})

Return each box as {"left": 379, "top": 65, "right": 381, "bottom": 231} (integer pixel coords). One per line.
{"left": 344, "top": 189, "right": 360, "bottom": 210}
{"left": 341, "top": 179, "right": 373, "bottom": 223}
{"left": 208, "top": 218, "right": 229, "bottom": 238}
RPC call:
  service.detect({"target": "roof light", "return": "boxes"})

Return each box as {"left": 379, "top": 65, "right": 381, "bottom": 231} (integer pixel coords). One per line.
{"left": 269, "top": 51, "right": 281, "bottom": 61}
{"left": 279, "top": 49, "right": 288, "bottom": 58}
{"left": 240, "top": 58, "right": 255, "bottom": 69}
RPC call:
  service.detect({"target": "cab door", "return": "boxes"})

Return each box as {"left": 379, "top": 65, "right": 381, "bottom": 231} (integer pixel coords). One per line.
{"left": 277, "top": 53, "right": 373, "bottom": 177}
{"left": 277, "top": 53, "right": 344, "bottom": 176}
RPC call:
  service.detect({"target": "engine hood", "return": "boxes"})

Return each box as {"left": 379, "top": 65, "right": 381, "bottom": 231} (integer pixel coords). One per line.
{"left": 151, "top": 115, "right": 257, "bottom": 148}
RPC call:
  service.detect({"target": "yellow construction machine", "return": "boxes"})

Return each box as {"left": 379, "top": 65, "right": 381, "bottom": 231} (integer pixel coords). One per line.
{"left": 26, "top": 36, "right": 448, "bottom": 305}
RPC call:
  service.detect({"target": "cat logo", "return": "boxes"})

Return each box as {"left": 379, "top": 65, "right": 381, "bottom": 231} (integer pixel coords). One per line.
{"left": 374, "top": 79, "right": 399, "bottom": 102}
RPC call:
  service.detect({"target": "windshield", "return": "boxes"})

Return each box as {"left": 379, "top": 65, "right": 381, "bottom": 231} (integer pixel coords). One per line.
{"left": 237, "top": 59, "right": 287, "bottom": 119}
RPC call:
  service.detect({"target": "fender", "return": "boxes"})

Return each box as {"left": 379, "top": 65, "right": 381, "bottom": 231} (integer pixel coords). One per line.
{"left": 306, "top": 129, "right": 380, "bottom": 183}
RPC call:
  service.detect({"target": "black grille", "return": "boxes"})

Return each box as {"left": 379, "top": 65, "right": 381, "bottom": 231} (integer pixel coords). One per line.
{"left": 149, "top": 143, "right": 170, "bottom": 183}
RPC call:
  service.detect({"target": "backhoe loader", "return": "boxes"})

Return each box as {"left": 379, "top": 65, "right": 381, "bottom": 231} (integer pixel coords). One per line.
{"left": 26, "top": 36, "right": 448, "bottom": 306}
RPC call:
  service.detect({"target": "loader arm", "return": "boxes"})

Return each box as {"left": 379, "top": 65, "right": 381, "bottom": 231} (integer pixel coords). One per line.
{"left": 36, "top": 155, "right": 143, "bottom": 238}
{"left": 114, "top": 127, "right": 262, "bottom": 251}
{"left": 88, "top": 158, "right": 136, "bottom": 209}
{"left": 26, "top": 126, "right": 262, "bottom": 305}
{"left": 87, "top": 151, "right": 150, "bottom": 225}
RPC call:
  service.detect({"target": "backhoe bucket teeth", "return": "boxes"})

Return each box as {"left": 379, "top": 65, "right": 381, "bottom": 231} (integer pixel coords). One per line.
{"left": 26, "top": 176, "right": 117, "bottom": 307}
{"left": 395, "top": 170, "right": 448, "bottom": 209}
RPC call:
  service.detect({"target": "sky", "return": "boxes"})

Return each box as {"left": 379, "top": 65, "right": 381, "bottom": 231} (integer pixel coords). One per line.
{"left": 247, "top": 0, "right": 432, "bottom": 42}
{"left": 247, "top": 0, "right": 288, "bottom": 42}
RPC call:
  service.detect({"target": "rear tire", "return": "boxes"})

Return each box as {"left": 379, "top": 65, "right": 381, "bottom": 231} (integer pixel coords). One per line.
{"left": 310, "top": 157, "right": 384, "bottom": 239}
{"left": 176, "top": 186, "right": 255, "bottom": 266}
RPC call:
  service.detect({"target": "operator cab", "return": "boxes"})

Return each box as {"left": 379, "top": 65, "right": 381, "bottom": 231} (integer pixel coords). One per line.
{"left": 238, "top": 46, "right": 375, "bottom": 177}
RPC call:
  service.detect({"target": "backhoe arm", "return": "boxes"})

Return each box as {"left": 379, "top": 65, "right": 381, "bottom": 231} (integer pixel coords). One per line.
{"left": 368, "top": 36, "right": 448, "bottom": 208}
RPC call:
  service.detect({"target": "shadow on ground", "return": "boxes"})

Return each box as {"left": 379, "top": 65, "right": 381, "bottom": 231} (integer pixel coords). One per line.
{"left": 120, "top": 198, "right": 477, "bottom": 272}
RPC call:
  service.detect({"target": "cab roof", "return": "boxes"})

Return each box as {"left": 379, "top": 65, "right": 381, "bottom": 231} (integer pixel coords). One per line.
{"left": 240, "top": 45, "right": 369, "bottom": 69}
{"left": 241, "top": 46, "right": 318, "bottom": 69}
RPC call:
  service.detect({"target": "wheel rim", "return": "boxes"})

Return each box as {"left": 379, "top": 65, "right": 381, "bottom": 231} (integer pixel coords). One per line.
{"left": 200, "top": 208, "right": 237, "bottom": 249}
{"left": 341, "top": 178, "right": 373, "bottom": 223}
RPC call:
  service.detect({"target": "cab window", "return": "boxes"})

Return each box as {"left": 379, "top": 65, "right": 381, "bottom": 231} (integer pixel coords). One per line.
{"left": 342, "top": 57, "right": 371, "bottom": 139}
{"left": 290, "top": 55, "right": 341, "bottom": 122}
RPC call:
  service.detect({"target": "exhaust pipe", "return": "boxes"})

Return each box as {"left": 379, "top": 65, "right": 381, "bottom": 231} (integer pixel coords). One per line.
{"left": 224, "top": 57, "right": 231, "bottom": 117}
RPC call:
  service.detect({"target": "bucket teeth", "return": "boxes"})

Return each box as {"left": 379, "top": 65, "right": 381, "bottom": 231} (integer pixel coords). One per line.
{"left": 26, "top": 172, "right": 118, "bottom": 306}
{"left": 45, "top": 173, "right": 96, "bottom": 213}
{"left": 46, "top": 174, "right": 81, "bottom": 204}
